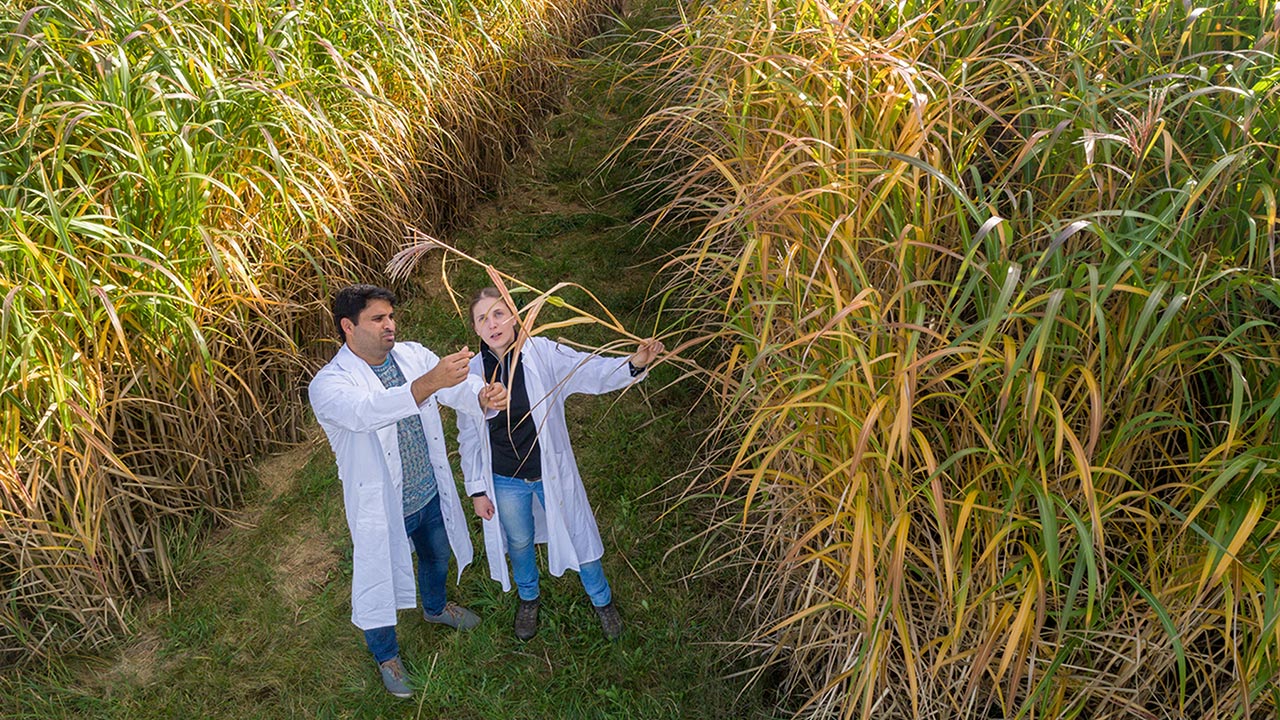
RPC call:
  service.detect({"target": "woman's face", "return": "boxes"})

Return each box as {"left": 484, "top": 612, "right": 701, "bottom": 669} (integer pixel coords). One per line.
{"left": 472, "top": 296, "right": 517, "bottom": 354}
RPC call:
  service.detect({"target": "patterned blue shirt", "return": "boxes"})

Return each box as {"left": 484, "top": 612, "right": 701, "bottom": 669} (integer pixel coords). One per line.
{"left": 370, "top": 355, "right": 437, "bottom": 517}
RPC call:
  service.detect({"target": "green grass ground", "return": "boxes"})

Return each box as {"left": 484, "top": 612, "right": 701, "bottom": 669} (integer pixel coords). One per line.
{"left": 0, "top": 11, "right": 779, "bottom": 720}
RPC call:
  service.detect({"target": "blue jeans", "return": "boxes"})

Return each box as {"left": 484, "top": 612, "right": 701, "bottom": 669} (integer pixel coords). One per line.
{"left": 492, "top": 473, "right": 611, "bottom": 607}
{"left": 364, "top": 493, "right": 450, "bottom": 663}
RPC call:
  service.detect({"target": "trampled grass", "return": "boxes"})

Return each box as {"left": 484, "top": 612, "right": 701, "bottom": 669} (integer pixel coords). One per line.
{"left": 620, "top": 0, "right": 1280, "bottom": 717}
{"left": 0, "top": 0, "right": 625, "bottom": 662}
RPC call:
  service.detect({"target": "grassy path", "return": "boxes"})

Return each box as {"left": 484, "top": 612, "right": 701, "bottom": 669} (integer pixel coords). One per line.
{"left": 1, "top": 8, "right": 776, "bottom": 720}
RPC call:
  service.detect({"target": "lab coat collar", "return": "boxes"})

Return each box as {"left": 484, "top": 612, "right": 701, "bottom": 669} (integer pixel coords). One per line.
{"left": 333, "top": 342, "right": 410, "bottom": 390}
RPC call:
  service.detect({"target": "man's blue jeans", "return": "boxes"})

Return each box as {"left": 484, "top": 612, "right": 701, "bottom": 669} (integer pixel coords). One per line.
{"left": 363, "top": 493, "right": 450, "bottom": 663}
{"left": 492, "top": 473, "right": 611, "bottom": 607}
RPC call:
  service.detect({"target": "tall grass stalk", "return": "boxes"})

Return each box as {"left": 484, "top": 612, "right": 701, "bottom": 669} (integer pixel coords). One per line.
{"left": 621, "top": 0, "right": 1280, "bottom": 717}
{"left": 0, "top": 0, "right": 620, "bottom": 662}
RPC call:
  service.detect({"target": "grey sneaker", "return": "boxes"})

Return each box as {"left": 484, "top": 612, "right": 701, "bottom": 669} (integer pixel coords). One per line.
{"left": 514, "top": 597, "right": 540, "bottom": 641}
{"left": 594, "top": 601, "right": 623, "bottom": 640}
{"left": 378, "top": 656, "right": 413, "bottom": 698}
{"left": 423, "top": 601, "right": 480, "bottom": 631}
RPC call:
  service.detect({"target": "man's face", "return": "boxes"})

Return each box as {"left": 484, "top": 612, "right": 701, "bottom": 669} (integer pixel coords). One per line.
{"left": 472, "top": 297, "right": 517, "bottom": 354}
{"left": 344, "top": 299, "right": 396, "bottom": 361}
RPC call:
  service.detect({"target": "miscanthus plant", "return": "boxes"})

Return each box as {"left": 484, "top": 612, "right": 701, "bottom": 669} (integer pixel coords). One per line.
{"left": 0, "top": 0, "right": 616, "bottom": 663}
{"left": 619, "top": 0, "right": 1280, "bottom": 717}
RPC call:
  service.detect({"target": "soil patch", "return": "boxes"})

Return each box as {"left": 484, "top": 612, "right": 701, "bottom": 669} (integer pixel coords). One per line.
{"left": 274, "top": 532, "right": 340, "bottom": 608}
{"left": 254, "top": 428, "right": 323, "bottom": 503}
{"left": 96, "top": 628, "right": 174, "bottom": 691}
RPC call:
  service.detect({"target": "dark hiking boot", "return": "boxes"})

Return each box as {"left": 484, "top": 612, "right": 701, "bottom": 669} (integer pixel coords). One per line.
{"left": 594, "top": 601, "right": 623, "bottom": 641}
{"left": 514, "top": 597, "right": 540, "bottom": 641}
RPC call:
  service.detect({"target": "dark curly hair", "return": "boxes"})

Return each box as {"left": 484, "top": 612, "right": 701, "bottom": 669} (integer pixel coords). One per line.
{"left": 332, "top": 284, "right": 396, "bottom": 341}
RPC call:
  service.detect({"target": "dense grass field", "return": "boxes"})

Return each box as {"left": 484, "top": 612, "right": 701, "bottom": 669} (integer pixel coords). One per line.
{"left": 6, "top": 0, "right": 1280, "bottom": 717}
{"left": 621, "top": 0, "right": 1280, "bottom": 717}
{"left": 0, "top": 26, "right": 780, "bottom": 716}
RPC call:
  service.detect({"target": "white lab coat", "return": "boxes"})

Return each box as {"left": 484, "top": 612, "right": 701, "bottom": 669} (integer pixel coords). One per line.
{"left": 458, "top": 336, "right": 645, "bottom": 591}
{"left": 309, "top": 342, "right": 485, "bottom": 630}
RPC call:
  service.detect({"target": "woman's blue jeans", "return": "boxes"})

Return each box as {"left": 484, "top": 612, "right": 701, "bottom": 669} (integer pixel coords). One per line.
{"left": 492, "top": 473, "right": 611, "bottom": 607}
{"left": 363, "top": 493, "right": 450, "bottom": 663}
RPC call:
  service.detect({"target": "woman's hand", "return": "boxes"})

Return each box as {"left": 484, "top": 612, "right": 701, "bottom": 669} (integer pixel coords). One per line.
{"left": 479, "top": 381, "right": 509, "bottom": 412}
{"left": 629, "top": 339, "right": 665, "bottom": 369}
{"left": 472, "top": 495, "right": 496, "bottom": 520}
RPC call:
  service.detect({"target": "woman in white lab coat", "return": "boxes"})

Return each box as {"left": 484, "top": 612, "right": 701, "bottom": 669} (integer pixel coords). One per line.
{"left": 458, "top": 287, "right": 663, "bottom": 641}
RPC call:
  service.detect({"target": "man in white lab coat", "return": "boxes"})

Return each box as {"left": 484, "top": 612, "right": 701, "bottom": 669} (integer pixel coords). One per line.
{"left": 309, "top": 285, "right": 507, "bottom": 698}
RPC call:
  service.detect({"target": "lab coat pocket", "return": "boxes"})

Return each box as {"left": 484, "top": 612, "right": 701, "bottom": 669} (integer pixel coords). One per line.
{"left": 354, "top": 483, "right": 387, "bottom": 535}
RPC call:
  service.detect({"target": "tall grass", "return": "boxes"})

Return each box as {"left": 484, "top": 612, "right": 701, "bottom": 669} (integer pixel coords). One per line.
{"left": 621, "top": 0, "right": 1280, "bottom": 717}
{"left": 0, "top": 0, "right": 620, "bottom": 663}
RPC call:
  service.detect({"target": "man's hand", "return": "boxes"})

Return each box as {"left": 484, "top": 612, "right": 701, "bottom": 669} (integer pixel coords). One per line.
{"left": 428, "top": 349, "right": 474, "bottom": 388}
{"left": 629, "top": 339, "right": 665, "bottom": 369}
{"left": 472, "top": 495, "right": 495, "bottom": 520}
{"left": 411, "top": 348, "right": 474, "bottom": 404}
{"left": 479, "top": 381, "right": 509, "bottom": 412}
